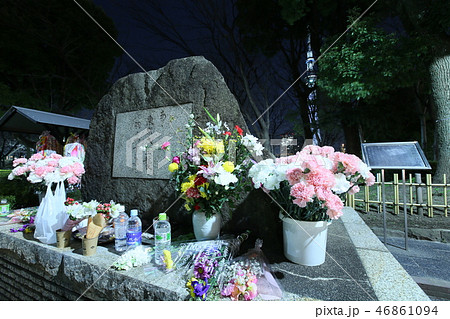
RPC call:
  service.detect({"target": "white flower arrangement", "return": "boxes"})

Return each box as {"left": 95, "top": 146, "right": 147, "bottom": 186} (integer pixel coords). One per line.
{"left": 111, "top": 246, "right": 152, "bottom": 270}
{"left": 109, "top": 201, "right": 125, "bottom": 219}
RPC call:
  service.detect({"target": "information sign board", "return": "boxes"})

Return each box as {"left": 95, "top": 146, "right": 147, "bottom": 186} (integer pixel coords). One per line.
{"left": 361, "top": 142, "right": 431, "bottom": 170}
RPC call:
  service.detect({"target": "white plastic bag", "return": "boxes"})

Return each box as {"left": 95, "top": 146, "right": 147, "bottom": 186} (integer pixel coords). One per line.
{"left": 34, "top": 182, "right": 68, "bottom": 244}
{"left": 55, "top": 182, "right": 68, "bottom": 227}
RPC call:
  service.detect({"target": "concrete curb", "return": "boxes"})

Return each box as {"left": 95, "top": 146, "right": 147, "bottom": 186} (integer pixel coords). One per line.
{"left": 369, "top": 227, "right": 450, "bottom": 243}
{"left": 413, "top": 277, "right": 450, "bottom": 300}
{"left": 341, "top": 207, "right": 430, "bottom": 301}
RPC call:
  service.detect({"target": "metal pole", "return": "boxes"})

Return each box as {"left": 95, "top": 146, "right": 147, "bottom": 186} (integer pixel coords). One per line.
{"left": 382, "top": 169, "right": 387, "bottom": 245}
{"left": 416, "top": 173, "right": 423, "bottom": 216}
{"left": 403, "top": 169, "right": 408, "bottom": 250}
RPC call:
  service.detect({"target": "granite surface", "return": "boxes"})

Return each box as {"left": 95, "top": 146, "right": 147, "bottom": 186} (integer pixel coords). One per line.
{"left": 82, "top": 56, "right": 249, "bottom": 226}
{"left": 112, "top": 104, "right": 192, "bottom": 179}
{"left": 0, "top": 207, "right": 430, "bottom": 301}
{"left": 270, "top": 217, "right": 377, "bottom": 301}
{"left": 340, "top": 207, "right": 430, "bottom": 301}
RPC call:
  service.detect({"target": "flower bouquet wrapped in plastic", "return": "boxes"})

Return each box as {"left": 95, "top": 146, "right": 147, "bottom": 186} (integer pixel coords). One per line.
{"left": 112, "top": 246, "right": 152, "bottom": 271}
{"left": 0, "top": 207, "right": 37, "bottom": 226}
{"left": 219, "top": 239, "right": 283, "bottom": 301}
{"left": 3, "top": 208, "right": 38, "bottom": 233}
{"left": 173, "top": 231, "right": 250, "bottom": 272}
{"left": 169, "top": 232, "right": 249, "bottom": 300}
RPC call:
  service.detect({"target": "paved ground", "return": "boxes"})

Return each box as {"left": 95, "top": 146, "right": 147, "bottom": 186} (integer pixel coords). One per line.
{"left": 269, "top": 219, "right": 377, "bottom": 301}
{"left": 380, "top": 236, "right": 450, "bottom": 301}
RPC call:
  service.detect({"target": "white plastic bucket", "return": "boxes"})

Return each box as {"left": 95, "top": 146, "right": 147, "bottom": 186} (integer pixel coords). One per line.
{"left": 280, "top": 212, "right": 330, "bottom": 266}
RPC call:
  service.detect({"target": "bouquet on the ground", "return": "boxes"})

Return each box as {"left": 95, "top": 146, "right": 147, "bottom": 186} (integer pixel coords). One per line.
{"left": 112, "top": 246, "right": 152, "bottom": 271}
{"left": 0, "top": 207, "right": 38, "bottom": 233}
{"left": 185, "top": 246, "right": 226, "bottom": 300}
{"left": 220, "top": 257, "right": 262, "bottom": 300}
{"left": 183, "top": 238, "right": 281, "bottom": 301}
{"left": 8, "top": 152, "right": 85, "bottom": 185}
{"left": 221, "top": 239, "right": 283, "bottom": 301}
{"left": 165, "top": 111, "right": 264, "bottom": 219}
{"left": 248, "top": 145, "right": 375, "bottom": 221}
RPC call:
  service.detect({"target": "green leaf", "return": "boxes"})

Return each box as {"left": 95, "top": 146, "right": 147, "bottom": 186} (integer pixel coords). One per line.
{"left": 198, "top": 127, "right": 212, "bottom": 140}
{"left": 203, "top": 107, "right": 218, "bottom": 124}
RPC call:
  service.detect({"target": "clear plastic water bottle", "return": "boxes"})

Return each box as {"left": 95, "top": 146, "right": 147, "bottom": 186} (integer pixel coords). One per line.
{"left": 0, "top": 199, "right": 10, "bottom": 214}
{"left": 126, "top": 209, "right": 142, "bottom": 248}
{"left": 154, "top": 213, "right": 171, "bottom": 265}
{"left": 114, "top": 211, "right": 129, "bottom": 252}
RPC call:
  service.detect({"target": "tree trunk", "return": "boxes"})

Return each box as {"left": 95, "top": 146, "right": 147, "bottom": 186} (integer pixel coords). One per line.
{"left": 292, "top": 84, "right": 314, "bottom": 140}
{"left": 340, "top": 102, "right": 361, "bottom": 157}
{"left": 430, "top": 55, "right": 450, "bottom": 182}
{"left": 413, "top": 84, "right": 429, "bottom": 153}
{"left": 342, "top": 122, "right": 361, "bottom": 157}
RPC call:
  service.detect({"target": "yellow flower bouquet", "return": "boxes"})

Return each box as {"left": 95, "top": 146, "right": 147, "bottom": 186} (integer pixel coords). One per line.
{"left": 164, "top": 111, "right": 264, "bottom": 219}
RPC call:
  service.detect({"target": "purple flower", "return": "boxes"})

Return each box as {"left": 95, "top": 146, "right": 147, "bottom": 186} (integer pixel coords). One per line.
{"left": 188, "top": 147, "right": 201, "bottom": 165}
{"left": 192, "top": 279, "right": 210, "bottom": 300}
{"left": 10, "top": 223, "right": 31, "bottom": 233}
{"left": 194, "top": 253, "right": 218, "bottom": 280}
{"left": 198, "top": 163, "right": 216, "bottom": 179}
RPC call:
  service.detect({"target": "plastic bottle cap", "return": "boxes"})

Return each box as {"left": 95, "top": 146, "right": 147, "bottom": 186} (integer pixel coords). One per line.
{"left": 159, "top": 213, "right": 167, "bottom": 221}
{"left": 130, "top": 209, "right": 138, "bottom": 216}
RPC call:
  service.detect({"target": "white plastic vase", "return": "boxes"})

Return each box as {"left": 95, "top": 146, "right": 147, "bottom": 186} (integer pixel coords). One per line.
{"left": 192, "top": 211, "right": 221, "bottom": 241}
{"left": 279, "top": 212, "right": 330, "bottom": 266}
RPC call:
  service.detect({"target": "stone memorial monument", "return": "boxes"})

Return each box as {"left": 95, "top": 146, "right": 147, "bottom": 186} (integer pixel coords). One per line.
{"left": 83, "top": 56, "right": 249, "bottom": 226}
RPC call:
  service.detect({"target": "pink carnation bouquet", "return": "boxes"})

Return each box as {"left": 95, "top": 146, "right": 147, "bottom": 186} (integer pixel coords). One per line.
{"left": 8, "top": 152, "right": 85, "bottom": 185}
{"left": 248, "top": 145, "right": 375, "bottom": 221}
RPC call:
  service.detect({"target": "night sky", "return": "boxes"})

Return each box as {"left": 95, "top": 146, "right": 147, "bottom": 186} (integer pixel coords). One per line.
{"left": 91, "top": 1, "right": 201, "bottom": 81}
{"left": 85, "top": 1, "right": 296, "bottom": 140}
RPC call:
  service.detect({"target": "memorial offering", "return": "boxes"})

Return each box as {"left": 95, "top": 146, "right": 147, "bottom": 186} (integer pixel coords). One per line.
{"left": 34, "top": 181, "right": 68, "bottom": 244}
{"left": 66, "top": 198, "right": 125, "bottom": 244}
{"left": 63, "top": 134, "right": 86, "bottom": 163}
{"left": 0, "top": 207, "right": 38, "bottom": 233}
{"left": 249, "top": 145, "right": 375, "bottom": 221}
{"left": 8, "top": 152, "right": 85, "bottom": 185}
{"left": 126, "top": 231, "right": 264, "bottom": 300}
{"left": 64, "top": 198, "right": 125, "bottom": 223}
{"left": 178, "top": 236, "right": 282, "bottom": 301}
{"left": 112, "top": 246, "right": 153, "bottom": 271}
{"left": 249, "top": 145, "right": 376, "bottom": 265}
{"left": 166, "top": 110, "right": 263, "bottom": 239}
{"left": 220, "top": 240, "right": 283, "bottom": 301}
{"left": 0, "top": 207, "right": 37, "bottom": 225}
{"left": 36, "top": 131, "right": 62, "bottom": 155}
{"left": 166, "top": 111, "right": 263, "bottom": 216}
{"left": 0, "top": 199, "right": 10, "bottom": 214}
